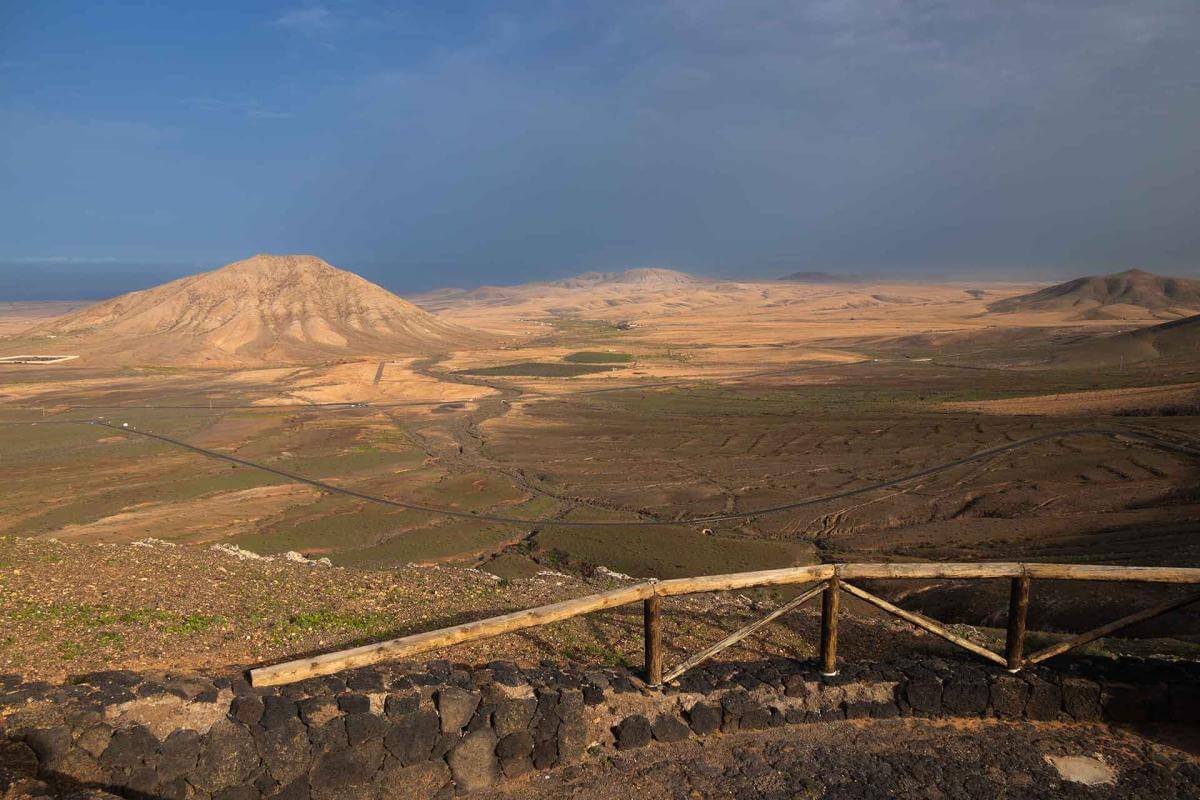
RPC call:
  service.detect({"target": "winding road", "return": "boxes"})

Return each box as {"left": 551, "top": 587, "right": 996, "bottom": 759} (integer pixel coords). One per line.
{"left": 86, "top": 419, "right": 1200, "bottom": 528}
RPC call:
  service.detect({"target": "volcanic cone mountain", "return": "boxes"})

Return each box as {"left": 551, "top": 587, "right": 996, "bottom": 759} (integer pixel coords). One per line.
{"left": 988, "top": 269, "right": 1200, "bottom": 320}
{"left": 21, "top": 255, "right": 489, "bottom": 366}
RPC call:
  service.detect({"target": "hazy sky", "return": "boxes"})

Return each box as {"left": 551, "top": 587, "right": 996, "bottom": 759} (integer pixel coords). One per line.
{"left": 2, "top": 1, "right": 1199, "bottom": 299}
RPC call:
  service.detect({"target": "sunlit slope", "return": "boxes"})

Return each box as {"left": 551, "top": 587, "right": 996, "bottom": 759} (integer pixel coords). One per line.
{"left": 15, "top": 254, "right": 491, "bottom": 365}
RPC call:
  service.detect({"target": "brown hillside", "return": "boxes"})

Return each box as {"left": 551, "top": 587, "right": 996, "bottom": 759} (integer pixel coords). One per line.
{"left": 1049, "top": 312, "right": 1200, "bottom": 368}
{"left": 987, "top": 269, "right": 1200, "bottom": 320}
{"left": 17, "top": 254, "right": 488, "bottom": 366}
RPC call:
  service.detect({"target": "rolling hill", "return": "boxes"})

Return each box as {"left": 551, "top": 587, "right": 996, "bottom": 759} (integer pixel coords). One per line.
{"left": 987, "top": 269, "right": 1200, "bottom": 320}
{"left": 1049, "top": 312, "right": 1200, "bottom": 368}
{"left": 11, "top": 254, "right": 488, "bottom": 366}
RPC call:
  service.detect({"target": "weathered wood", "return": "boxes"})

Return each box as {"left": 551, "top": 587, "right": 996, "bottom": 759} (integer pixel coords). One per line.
{"left": 1005, "top": 575, "right": 1030, "bottom": 671}
{"left": 644, "top": 594, "right": 663, "bottom": 686}
{"left": 661, "top": 582, "right": 827, "bottom": 685}
{"left": 838, "top": 563, "right": 1200, "bottom": 583}
{"left": 250, "top": 582, "right": 656, "bottom": 686}
{"left": 655, "top": 564, "right": 835, "bottom": 597}
{"left": 840, "top": 581, "right": 1007, "bottom": 667}
{"left": 1021, "top": 564, "right": 1200, "bottom": 583}
{"left": 1024, "top": 591, "right": 1200, "bottom": 666}
{"left": 820, "top": 576, "right": 841, "bottom": 676}
{"left": 840, "top": 562, "right": 1024, "bottom": 580}
{"left": 252, "top": 561, "right": 1200, "bottom": 686}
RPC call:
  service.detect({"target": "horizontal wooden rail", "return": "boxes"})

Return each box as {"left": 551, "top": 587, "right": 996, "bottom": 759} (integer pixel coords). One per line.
{"left": 655, "top": 564, "right": 835, "bottom": 595}
{"left": 252, "top": 582, "right": 656, "bottom": 686}
{"left": 838, "top": 563, "right": 1200, "bottom": 583}
{"left": 249, "top": 562, "right": 1200, "bottom": 687}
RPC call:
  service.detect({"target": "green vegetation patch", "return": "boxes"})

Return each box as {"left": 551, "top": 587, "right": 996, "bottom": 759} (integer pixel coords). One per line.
{"left": 454, "top": 362, "right": 622, "bottom": 377}
{"left": 534, "top": 524, "right": 818, "bottom": 580}
{"left": 268, "top": 446, "right": 422, "bottom": 478}
{"left": 563, "top": 351, "right": 634, "bottom": 364}
{"left": 332, "top": 521, "right": 519, "bottom": 568}
{"left": 597, "top": 385, "right": 805, "bottom": 417}
{"left": 10, "top": 466, "right": 289, "bottom": 534}
{"left": 410, "top": 471, "right": 528, "bottom": 511}
{"left": 523, "top": 317, "right": 626, "bottom": 347}
{"left": 7, "top": 601, "right": 225, "bottom": 637}
{"left": 230, "top": 500, "right": 421, "bottom": 555}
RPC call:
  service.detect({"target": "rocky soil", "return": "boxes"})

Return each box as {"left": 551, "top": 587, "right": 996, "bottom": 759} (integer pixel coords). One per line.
{"left": 0, "top": 537, "right": 883, "bottom": 682}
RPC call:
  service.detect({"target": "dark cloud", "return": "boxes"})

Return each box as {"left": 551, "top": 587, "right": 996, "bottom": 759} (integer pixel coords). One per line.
{"left": 2, "top": 1, "right": 1198, "bottom": 298}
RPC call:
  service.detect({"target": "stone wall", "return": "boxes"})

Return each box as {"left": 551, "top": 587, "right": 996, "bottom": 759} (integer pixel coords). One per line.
{"left": 3, "top": 655, "right": 1198, "bottom": 799}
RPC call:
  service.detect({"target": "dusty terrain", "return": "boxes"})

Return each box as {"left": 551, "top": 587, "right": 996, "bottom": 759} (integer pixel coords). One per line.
{"left": 2, "top": 262, "right": 1199, "bottom": 679}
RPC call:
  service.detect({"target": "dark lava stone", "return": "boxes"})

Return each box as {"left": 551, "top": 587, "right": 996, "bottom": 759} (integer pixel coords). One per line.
{"left": 495, "top": 731, "right": 535, "bottom": 760}
{"left": 687, "top": 703, "right": 722, "bottom": 736}
{"left": 651, "top": 714, "right": 690, "bottom": 743}
{"left": 905, "top": 677, "right": 942, "bottom": 714}
{"left": 989, "top": 675, "right": 1029, "bottom": 719}
{"left": 500, "top": 754, "right": 533, "bottom": 779}
{"left": 345, "top": 672, "right": 385, "bottom": 693}
{"left": 231, "top": 695, "right": 266, "bottom": 725}
{"left": 532, "top": 736, "right": 558, "bottom": 770}
{"left": 615, "top": 715, "right": 652, "bottom": 750}
{"left": 942, "top": 677, "right": 989, "bottom": 716}
{"left": 336, "top": 693, "right": 370, "bottom": 714}
{"left": 344, "top": 713, "right": 387, "bottom": 747}
{"left": 582, "top": 684, "right": 605, "bottom": 706}
{"left": 260, "top": 696, "right": 299, "bottom": 729}
{"left": 384, "top": 692, "right": 419, "bottom": 721}
{"left": 383, "top": 710, "right": 440, "bottom": 766}
{"left": 1024, "top": 677, "right": 1062, "bottom": 721}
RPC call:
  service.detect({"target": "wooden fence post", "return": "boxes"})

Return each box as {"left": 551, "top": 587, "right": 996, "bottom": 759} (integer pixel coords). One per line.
{"left": 820, "top": 574, "right": 840, "bottom": 676}
{"left": 1005, "top": 574, "right": 1030, "bottom": 672}
{"left": 644, "top": 592, "right": 662, "bottom": 686}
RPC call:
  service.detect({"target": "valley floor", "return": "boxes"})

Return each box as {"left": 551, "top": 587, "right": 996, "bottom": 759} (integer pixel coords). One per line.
{"left": 2, "top": 279, "right": 1199, "bottom": 677}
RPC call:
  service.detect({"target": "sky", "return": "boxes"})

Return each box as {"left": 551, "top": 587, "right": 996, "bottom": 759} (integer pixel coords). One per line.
{"left": 2, "top": 1, "right": 1199, "bottom": 299}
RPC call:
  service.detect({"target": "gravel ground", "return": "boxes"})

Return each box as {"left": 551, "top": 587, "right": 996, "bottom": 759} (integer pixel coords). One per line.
{"left": 1, "top": 536, "right": 1192, "bottom": 684}
{"left": 0, "top": 537, "right": 854, "bottom": 681}
{"left": 480, "top": 719, "right": 1200, "bottom": 800}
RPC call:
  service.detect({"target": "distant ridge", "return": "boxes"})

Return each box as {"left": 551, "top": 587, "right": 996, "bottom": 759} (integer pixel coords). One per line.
{"left": 551, "top": 268, "right": 697, "bottom": 289}
{"left": 988, "top": 269, "right": 1200, "bottom": 320}
{"left": 778, "top": 271, "right": 851, "bottom": 283}
{"left": 413, "top": 268, "right": 701, "bottom": 312}
{"left": 18, "top": 254, "right": 487, "bottom": 365}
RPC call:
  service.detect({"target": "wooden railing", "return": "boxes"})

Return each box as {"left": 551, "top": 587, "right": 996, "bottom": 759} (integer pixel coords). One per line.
{"left": 249, "top": 562, "right": 1200, "bottom": 687}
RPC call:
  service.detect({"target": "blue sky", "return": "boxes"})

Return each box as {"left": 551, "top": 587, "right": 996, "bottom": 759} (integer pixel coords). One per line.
{"left": 2, "top": 1, "right": 1199, "bottom": 299}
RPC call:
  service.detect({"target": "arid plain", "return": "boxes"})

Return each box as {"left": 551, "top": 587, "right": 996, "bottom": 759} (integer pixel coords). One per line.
{"left": 2, "top": 257, "right": 1199, "bottom": 679}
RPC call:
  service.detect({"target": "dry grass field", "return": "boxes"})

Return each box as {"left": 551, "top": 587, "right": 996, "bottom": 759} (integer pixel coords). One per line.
{"left": 2, "top": 264, "right": 1199, "bottom": 677}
